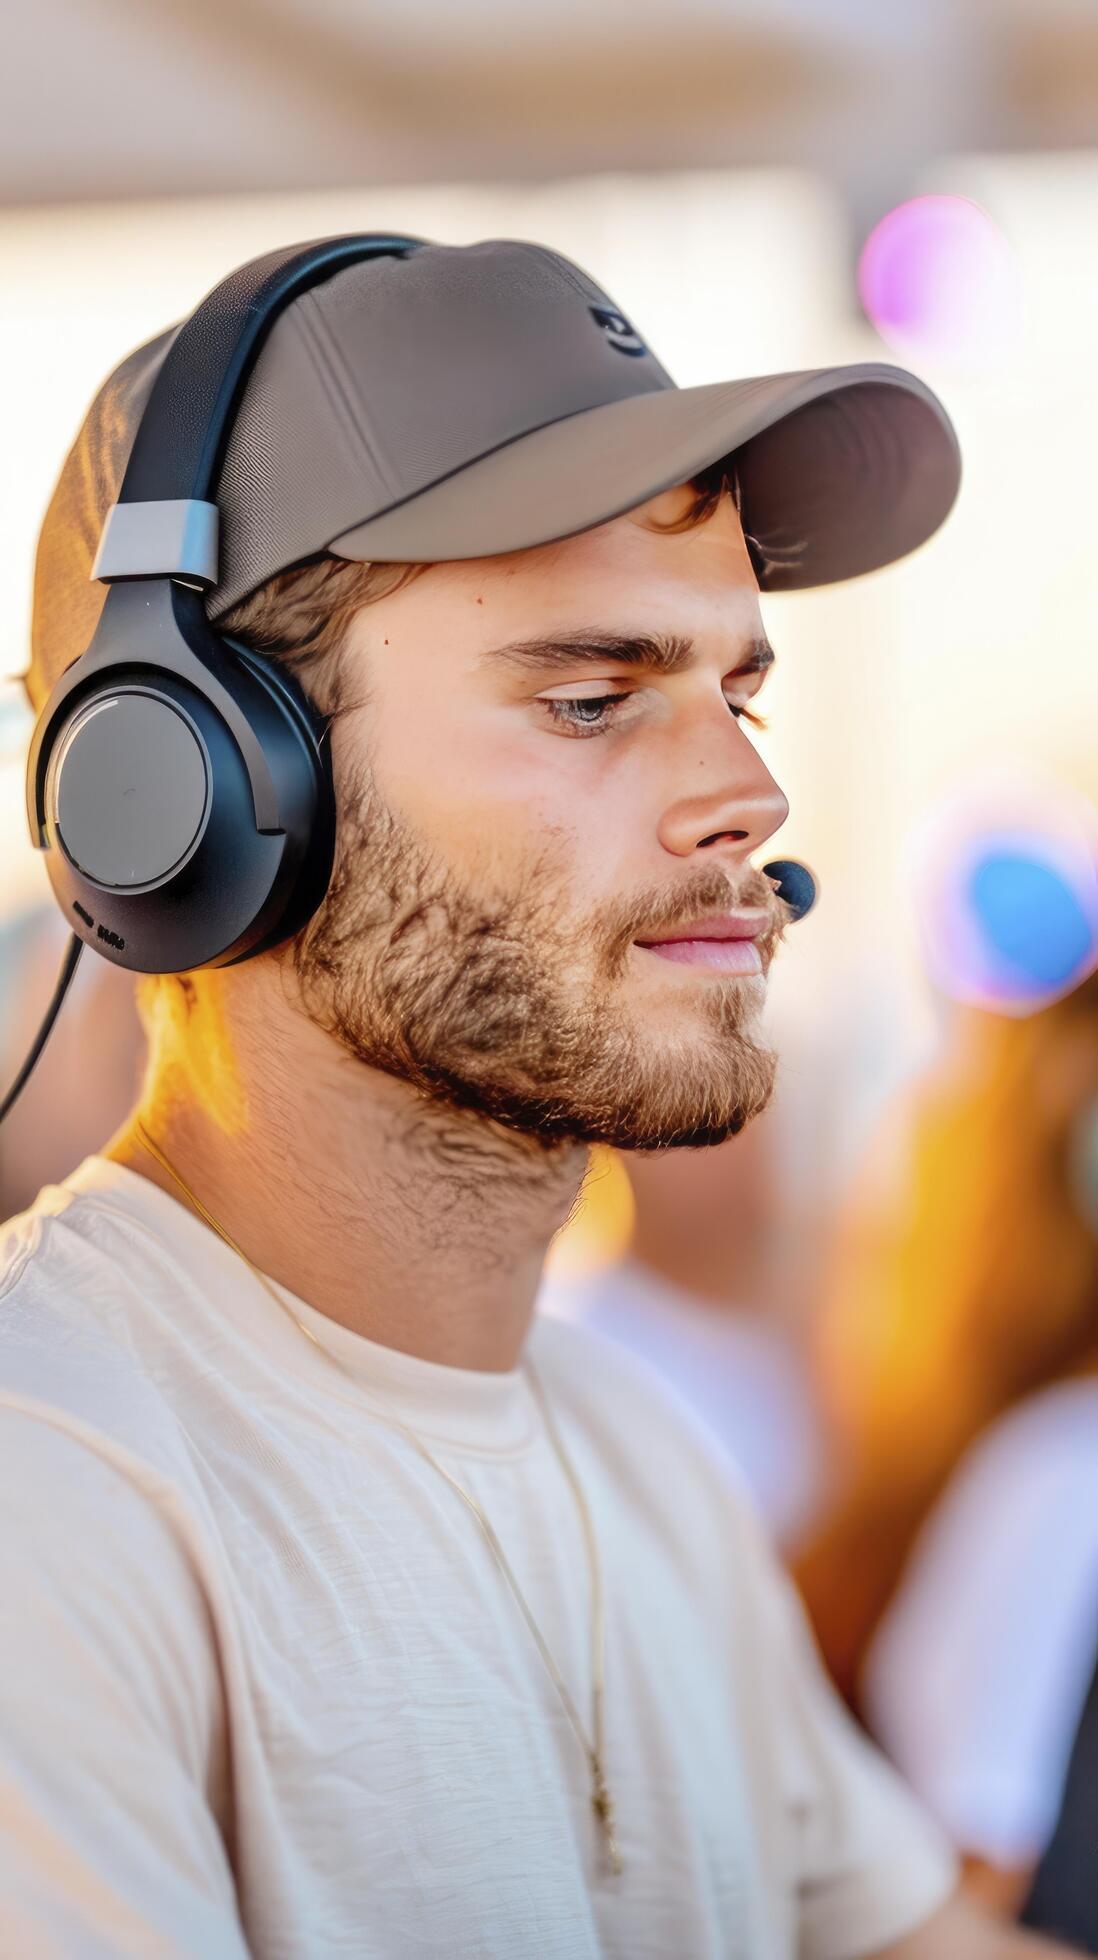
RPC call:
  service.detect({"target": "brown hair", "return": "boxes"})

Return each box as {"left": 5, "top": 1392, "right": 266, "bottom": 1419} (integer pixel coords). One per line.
{"left": 218, "top": 556, "right": 429, "bottom": 716}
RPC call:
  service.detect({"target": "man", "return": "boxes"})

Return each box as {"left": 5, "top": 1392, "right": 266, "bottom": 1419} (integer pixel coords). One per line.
{"left": 0, "top": 236, "right": 1073, "bottom": 1955}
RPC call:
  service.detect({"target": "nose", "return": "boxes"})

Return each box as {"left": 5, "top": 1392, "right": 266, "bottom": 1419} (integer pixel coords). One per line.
{"left": 655, "top": 716, "right": 789, "bottom": 863}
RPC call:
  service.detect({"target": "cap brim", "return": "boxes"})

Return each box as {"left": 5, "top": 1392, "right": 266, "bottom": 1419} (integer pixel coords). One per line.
{"left": 328, "top": 362, "right": 960, "bottom": 593}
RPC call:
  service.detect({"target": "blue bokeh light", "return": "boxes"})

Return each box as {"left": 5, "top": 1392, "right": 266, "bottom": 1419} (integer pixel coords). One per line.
{"left": 968, "top": 851, "right": 1094, "bottom": 992}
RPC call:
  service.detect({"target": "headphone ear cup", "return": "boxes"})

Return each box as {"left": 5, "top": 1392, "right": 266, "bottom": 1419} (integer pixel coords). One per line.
{"left": 35, "top": 621, "right": 335, "bottom": 976}
{"left": 221, "top": 638, "right": 338, "bottom": 962}
{"left": 23, "top": 237, "right": 429, "bottom": 999}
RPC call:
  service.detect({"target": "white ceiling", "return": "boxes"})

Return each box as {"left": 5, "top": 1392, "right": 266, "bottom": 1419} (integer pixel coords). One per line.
{"left": 4, "top": 0, "right": 1098, "bottom": 217}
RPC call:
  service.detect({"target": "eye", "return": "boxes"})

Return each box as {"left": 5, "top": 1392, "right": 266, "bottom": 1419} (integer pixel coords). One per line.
{"left": 538, "top": 683, "right": 770, "bottom": 739}
{"left": 540, "top": 692, "right": 631, "bottom": 737}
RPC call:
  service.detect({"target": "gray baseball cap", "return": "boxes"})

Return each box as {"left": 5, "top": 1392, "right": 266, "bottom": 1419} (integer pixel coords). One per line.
{"left": 26, "top": 234, "right": 961, "bottom": 713}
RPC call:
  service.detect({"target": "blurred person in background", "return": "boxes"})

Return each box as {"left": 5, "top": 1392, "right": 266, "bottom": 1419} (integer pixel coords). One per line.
{"left": 795, "top": 969, "right": 1098, "bottom": 1933}
{"left": 0, "top": 901, "right": 145, "bottom": 1216}
{"left": 539, "top": 1109, "right": 827, "bottom": 1549}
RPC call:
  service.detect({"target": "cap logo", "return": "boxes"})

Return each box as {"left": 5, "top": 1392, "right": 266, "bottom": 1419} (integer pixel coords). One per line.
{"left": 589, "top": 305, "right": 647, "bottom": 358}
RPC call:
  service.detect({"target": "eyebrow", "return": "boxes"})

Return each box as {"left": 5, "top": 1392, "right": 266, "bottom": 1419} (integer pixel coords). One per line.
{"left": 479, "top": 628, "right": 776, "bottom": 680}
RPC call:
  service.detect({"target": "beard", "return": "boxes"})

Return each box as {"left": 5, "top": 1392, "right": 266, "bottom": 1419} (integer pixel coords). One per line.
{"left": 280, "top": 761, "right": 785, "bottom": 1152}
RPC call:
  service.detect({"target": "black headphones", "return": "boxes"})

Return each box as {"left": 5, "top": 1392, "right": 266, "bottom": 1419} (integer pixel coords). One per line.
{"left": 24, "top": 232, "right": 428, "bottom": 979}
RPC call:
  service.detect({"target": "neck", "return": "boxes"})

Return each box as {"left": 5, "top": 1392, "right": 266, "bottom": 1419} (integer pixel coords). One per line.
{"left": 104, "top": 964, "right": 588, "bottom": 1372}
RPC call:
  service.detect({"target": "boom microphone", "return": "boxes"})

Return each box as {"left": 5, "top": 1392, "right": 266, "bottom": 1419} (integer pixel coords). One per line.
{"left": 762, "top": 859, "right": 818, "bottom": 923}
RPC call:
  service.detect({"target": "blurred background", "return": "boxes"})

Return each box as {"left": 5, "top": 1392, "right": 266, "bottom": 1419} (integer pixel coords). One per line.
{"left": 2, "top": 0, "right": 1097, "bottom": 1940}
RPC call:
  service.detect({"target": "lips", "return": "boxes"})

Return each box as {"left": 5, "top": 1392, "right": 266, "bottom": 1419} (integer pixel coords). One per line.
{"left": 633, "top": 911, "right": 770, "bottom": 975}
{"left": 634, "top": 911, "right": 768, "bottom": 947}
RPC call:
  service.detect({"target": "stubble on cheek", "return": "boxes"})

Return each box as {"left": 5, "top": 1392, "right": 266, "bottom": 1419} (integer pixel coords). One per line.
{"left": 277, "top": 760, "right": 786, "bottom": 1149}
{"left": 281, "top": 768, "right": 588, "bottom": 1083}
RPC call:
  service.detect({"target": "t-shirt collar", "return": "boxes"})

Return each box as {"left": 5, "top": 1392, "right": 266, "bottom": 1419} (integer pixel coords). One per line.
{"left": 61, "top": 1153, "right": 540, "bottom": 1457}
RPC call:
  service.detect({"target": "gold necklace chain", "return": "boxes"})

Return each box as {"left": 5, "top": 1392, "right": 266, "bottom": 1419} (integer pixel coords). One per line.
{"left": 132, "top": 1121, "right": 622, "bottom": 1875}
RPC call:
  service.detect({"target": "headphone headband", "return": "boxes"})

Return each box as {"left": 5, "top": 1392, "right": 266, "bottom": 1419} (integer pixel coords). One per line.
{"left": 94, "top": 232, "right": 427, "bottom": 587}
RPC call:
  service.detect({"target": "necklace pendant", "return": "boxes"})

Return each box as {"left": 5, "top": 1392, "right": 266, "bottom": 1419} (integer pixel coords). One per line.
{"left": 592, "top": 1762, "right": 624, "bottom": 1876}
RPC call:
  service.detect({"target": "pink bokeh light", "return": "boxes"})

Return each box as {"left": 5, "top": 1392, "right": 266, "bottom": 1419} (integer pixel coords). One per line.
{"left": 858, "top": 194, "right": 1021, "bottom": 369}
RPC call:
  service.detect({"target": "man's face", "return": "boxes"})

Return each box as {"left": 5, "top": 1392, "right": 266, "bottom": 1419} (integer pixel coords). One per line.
{"left": 285, "top": 483, "right": 790, "bottom": 1150}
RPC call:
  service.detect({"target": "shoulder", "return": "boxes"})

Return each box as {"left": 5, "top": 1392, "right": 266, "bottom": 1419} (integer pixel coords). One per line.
{"left": 963, "top": 1377, "right": 1098, "bottom": 1485}
{"left": 0, "top": 1187, "right": 205, "bottom": 1498}
{"left": 0, "top": 1397, "right": 210, "bottom": 1612}
{"left": 912, "top": 1378, "right": 1098, "bottom": 1570}
{"left": 864, "top": 1381, "right": 1098, "bottom": 1861}
{"left": 0, "top": 1397, "right": 228, "bottom": 1860}
{"left": 528, "top": 1305, "right": 766, "bottom": 1543}
{"left": 872, "top": 1377, "right": 1098, "bottom": 1646}
{"left": 531, "top": 1301, "right": 739, "bottom": 1448}
{"left": 0, "top": 1196, "right": 227, "bottom": 1695}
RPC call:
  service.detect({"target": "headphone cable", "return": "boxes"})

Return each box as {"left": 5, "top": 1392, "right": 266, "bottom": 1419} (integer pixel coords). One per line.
{"left": 0, "top": 930, "right": 84, "bottom": 1125}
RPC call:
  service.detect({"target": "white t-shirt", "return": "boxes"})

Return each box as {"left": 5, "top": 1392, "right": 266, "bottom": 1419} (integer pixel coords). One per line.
{"left": 0, "top": 1156, "right": 956, "bottom": 1958}
{"left": 537, "top": 1259, "right": 824, "bottom": 1547}
{"left": 864, "top": 1378, "right": 1098, "bottom": 1870}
